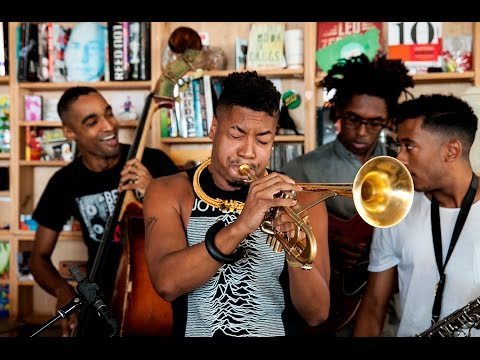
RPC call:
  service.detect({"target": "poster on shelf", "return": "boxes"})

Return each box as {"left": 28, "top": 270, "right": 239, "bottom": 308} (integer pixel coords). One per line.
{"left": 246, "top": 23, "right": 286, "bottom": 70}
{"left": 316, "top": 22, "right": 384, "bottom": 73}
{"left": 388, "top": 22, "right": 443, "bottom": 74}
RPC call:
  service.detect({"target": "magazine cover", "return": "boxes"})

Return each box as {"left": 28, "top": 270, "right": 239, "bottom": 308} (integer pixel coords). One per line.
{"left": 65, "top": 22, "right": 106, "bottom": 82}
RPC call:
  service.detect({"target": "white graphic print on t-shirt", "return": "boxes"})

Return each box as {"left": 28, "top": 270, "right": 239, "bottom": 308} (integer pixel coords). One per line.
{"left": 76, "top": 189, "right": 118, "bottom": 241}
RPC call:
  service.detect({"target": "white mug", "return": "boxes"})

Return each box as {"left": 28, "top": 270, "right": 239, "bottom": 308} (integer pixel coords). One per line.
{"left": 284, "top": 29, "right": 304, "bottom": 69}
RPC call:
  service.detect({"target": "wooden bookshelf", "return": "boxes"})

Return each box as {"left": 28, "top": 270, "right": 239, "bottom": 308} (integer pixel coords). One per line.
{"left": 3, "top": 20, "right": 480, "bottom": 324}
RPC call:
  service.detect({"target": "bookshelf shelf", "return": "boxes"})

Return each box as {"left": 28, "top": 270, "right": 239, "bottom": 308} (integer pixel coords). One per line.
{"left": 0, "top": 191, "right": 9, "bottom": 197}
{"left": 192, "top": 67, "right": 304, "bottom": 78}
{"left": 18, "top": 80, "right": 152, "bottom": 91}
{"left": 275, "top": 135, "right": 304, "bottom": 143}
{"left": 0, "top": 153, "right": 9, "bottom": 159}
{"left": 119, "top": 120, "right": 140, "bottom": 128}
{"left": 0, "top": 76, "right": 8, "bottom": 84}
{"left": 18, "top": 279, "right": 35, "bottom": 286}
{"left": 314, "top": 70, "right": 475, "bottom": 87}
{"left": 19, "top": 121, "right": 62, "bottom": 127}
{"left": 0, "top": 230, "right": 9, "bottom": 237}
{"left": 19, "top": 120, "right": 139, "bottom": 128}
{"left": 161, "top": 137, "right": 211, "bottom": 144}
{"left": 15, "top": 230, "right": 83, "bottom": 241}
{"left": 19, "top": 160, "right": 68, "bottom": 167}
{"left": 412, "top": 71, "right": 475, "bottom": 82}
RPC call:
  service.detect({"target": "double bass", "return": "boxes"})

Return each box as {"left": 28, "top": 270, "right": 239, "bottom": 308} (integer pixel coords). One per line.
{"left": 74, "top": 27, "right": 204, "bottom": 337}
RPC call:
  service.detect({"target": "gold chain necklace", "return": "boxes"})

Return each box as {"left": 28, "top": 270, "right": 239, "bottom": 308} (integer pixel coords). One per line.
{"left": 193, "top": 157, "right": 245, "bottom": 214}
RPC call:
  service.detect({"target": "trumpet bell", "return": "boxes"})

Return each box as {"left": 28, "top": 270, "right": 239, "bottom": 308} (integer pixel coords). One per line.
{"left": 353, "top": 156, "right": 414, "bottom": 228}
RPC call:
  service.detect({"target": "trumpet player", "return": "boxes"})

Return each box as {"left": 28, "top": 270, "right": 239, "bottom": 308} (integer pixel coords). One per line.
{"left": 143, "top": 71, "right": 330, "bottom": 337}
{"left": 353, "top": 94, "right": 480, "bottom": 337}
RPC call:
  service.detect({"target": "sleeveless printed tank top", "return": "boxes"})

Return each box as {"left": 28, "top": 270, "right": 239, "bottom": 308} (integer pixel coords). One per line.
{"left": 173, "top": 164, "right": 288, "bottom": 337}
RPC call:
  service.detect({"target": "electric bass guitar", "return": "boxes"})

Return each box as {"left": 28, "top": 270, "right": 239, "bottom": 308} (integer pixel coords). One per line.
{"left": 313, "top": 213, "right": 373, "bottom": 334}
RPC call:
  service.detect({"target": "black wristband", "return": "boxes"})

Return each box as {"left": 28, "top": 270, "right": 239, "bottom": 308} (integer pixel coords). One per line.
{"left": 204, "top": 221, "right": 245, "bottom": 264}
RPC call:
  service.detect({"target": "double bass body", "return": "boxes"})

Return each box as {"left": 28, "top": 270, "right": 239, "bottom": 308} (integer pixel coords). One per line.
{"left": 111, "top": 202, "right": 173, "bottom": 337}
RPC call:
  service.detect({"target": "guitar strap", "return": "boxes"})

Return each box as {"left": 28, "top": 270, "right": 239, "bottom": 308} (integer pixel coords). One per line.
{"left": 430, "top": 172, "right": 478, "bottom": 324}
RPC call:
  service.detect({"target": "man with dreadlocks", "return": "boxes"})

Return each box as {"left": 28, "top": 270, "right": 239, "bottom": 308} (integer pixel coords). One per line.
{"left": 282, "top": 53, "right": 413, "bottom": 336}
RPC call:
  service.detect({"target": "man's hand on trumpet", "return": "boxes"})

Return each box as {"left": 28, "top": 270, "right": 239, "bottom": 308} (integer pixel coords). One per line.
{"left": 271, "top": 207, "right": 308, "bottom": 244}
{"left": 235, "top": 172, "right": 303, "bottom": 234}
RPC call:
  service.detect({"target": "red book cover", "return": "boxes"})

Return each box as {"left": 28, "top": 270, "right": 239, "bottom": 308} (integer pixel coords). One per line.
{"left": 317, "top": 22, "right": 383, "bottom": 50}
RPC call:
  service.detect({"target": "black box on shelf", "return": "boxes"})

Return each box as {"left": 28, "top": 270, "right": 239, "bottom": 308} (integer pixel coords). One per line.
{"left": 0, "top": 167, "right": 8, "bottom": 191}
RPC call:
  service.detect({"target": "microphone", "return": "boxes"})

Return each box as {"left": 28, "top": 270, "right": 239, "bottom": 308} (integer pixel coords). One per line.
{"left": 69, "top": 265, "right": 118, "bottom": 335}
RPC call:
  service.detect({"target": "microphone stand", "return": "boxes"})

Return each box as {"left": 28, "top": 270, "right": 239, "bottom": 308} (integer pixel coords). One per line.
{"left": 29, "top": 297, "right": 85, "bottom": 337}
{"left": 29, "top": 265, "right": 118, "bottom": 337}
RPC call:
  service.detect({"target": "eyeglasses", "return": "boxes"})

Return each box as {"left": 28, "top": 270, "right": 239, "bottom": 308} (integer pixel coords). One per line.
{"left": 340, "top": 113, "right": 387, "bottom": 134}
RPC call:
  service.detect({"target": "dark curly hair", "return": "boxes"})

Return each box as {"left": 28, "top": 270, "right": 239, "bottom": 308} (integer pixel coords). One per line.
{"left": 58, "top": 86, "right": 100, "bottom": 125}
{"left": 396, "top": 94, "right": 478, "bottom": 152}
{"left": 216, "top": 71, "right": 281, "bottom": 119}
{"left": 321, "top": 53, "right": 414, "bottom": 122}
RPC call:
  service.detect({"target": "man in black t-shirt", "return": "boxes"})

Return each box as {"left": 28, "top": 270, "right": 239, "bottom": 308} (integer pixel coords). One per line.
{"left": 29, "top": 86, "right": 178, "bottom": 337}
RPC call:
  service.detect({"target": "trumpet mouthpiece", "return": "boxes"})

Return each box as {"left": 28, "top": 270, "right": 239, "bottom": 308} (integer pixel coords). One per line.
{"left": 239, "top": 164, "right": 255, "bottom": 183}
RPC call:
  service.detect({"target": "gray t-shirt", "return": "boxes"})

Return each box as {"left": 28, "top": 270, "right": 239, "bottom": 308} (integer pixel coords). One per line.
{"left": 282, "top": 138, "right": 387, "bottom": 219}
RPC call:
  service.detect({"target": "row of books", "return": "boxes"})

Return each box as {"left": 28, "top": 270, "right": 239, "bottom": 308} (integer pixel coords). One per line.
{"left": 107, "top": 22, "right": 151, "bottom": 81}
{"left": 16, "top": 22, "right": 151, "bottom": 83}
{"left": 161, "top": 75, "right": 224, "bottom": 138}
{"left": 24, "top": 94, "right": 60, "bottom": 122}
{"left": 269, "top": 143, "right": 303, "bottom": 172}
{"left": 24, "top": 92, "right": 149, "bottom": 123}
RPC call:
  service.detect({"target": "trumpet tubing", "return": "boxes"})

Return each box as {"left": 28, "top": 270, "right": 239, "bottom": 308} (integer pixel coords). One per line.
{"left": 298, "top": 183, "right": 353, "bottom": 197}
{"left": 239, "top": 156, "right": 414, "bottom": 269}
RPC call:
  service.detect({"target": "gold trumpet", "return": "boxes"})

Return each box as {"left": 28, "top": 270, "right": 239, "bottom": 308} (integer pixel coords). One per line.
{"left": 240, "top": 156, "right": 414, "bottom": 270}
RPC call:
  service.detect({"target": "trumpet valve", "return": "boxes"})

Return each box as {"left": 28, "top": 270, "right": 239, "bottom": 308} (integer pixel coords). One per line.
{"left": 284, "top": 190, "right": 297, "bottom": 200}
{"left": 266, "top": 235, "right": 284, "bottom": 253}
